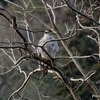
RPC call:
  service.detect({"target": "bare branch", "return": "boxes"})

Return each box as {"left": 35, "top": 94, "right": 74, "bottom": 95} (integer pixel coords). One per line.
{"left": 8, "top": 69, "right": 39, "bottom": 100}
{"left": 64, "top": 0, "right": 100, "bottom": 25}
{"left": 41, "top": 0, "right": 100, "bottom": 97}
{"left": 70, "top": 70, "right": 96, "bottom": 82}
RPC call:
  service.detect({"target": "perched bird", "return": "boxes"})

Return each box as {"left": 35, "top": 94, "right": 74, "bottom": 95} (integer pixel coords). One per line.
{"left": 37, "top": 30, "right": 59, "bottom": 75}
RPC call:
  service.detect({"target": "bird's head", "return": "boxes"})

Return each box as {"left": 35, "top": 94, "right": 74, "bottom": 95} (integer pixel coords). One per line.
{"left": 44, "top": 30, "right": 52, "bottom": 34}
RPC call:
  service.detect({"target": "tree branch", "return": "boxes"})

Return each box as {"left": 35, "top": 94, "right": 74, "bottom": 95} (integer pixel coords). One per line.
{"left": 0, "top": 8, "right": 28, "bottom": 48}
{"left": 64, "top": 0, "right": 100, "bottom": 25}
{"left": 41, "top": 0, "right": 100, "bottom": 99}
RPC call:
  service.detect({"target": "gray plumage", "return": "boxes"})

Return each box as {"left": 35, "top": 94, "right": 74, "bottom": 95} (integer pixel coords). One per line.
{"left": 37, "top": 30, "right": 59, "bottom": 68}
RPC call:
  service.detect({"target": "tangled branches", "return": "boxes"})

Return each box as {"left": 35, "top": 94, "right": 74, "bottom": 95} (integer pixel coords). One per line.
{"left": 0, "top": 0, "right": 100, "bottom": 100}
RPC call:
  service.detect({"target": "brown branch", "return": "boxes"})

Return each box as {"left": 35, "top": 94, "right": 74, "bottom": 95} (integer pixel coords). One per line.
{"left": 64, "top": 0, "right": 100, "bottom": 25}
{"left": 0, "top": 46, "right": 25, "bottom": 49}
{"left": 41, "top": 0, "right": 100, "bottom": 99}
{"left": 0, "top": 8, "right": 28, "bottom": 48}
{"left": 41, "top": 1, "right": 81, "bottom": 100}
{"left": 2, "top": 51, "right": 79, "bottom": 99}
{"left": 42, "top": 32, "right": 76, "bottom": 47}
{"left": 48, "top": 67, "right": 81, "bottom": 100}
{"left": 8, "top": 70, "right": 37, "bottom": 100}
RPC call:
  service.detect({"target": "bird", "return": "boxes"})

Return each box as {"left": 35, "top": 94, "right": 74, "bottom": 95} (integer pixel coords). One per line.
{"left": 37, "top": 30, "right": 59, "bottom": 76}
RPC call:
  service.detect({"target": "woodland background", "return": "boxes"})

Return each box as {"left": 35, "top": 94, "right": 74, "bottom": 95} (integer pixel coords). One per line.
{"left": 0, "top": 0, "right": 100, "bottom": 100}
